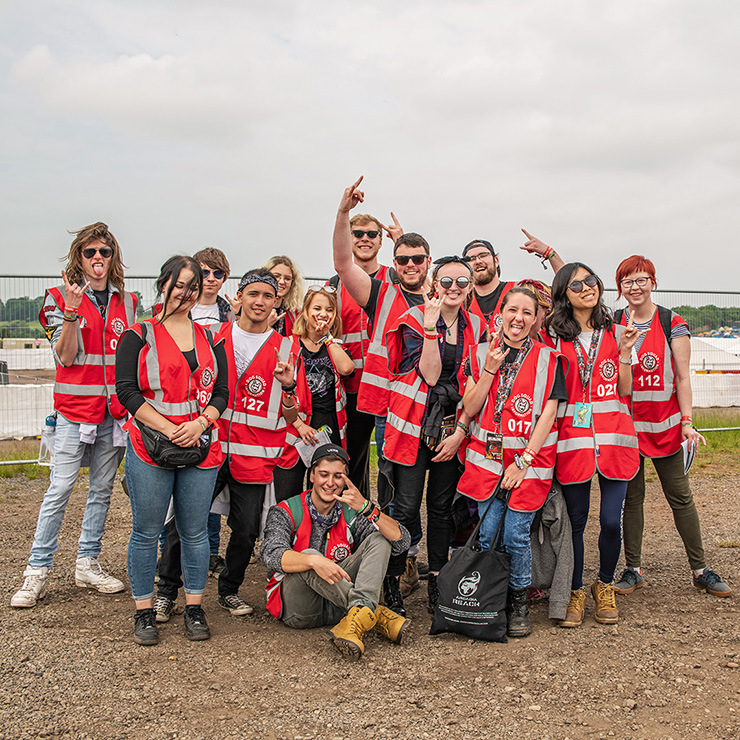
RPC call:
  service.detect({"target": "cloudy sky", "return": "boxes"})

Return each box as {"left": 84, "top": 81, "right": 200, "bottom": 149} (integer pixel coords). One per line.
{"left": 2, "top": 0, "right": 739, "bottom": 290}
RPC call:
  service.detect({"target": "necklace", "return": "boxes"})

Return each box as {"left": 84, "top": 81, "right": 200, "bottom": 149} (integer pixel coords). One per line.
{"left": 444, "top": 313, "right": 459, "bottom": 338}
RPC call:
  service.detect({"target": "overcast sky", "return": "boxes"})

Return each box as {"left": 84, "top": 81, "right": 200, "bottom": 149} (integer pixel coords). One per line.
{"left": 2, "top": 0, "right": 739, "bottom": 291}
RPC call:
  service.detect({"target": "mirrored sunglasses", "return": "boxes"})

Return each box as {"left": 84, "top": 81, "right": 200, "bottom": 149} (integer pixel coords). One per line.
{"left": 202, "top": 268, "right": 225, "bottom": 280}
{"left": 438, "top": 276, "right": 470, "bottom": 289}
{"left": 307, "top": 284, "right": 337, "bottom": 294}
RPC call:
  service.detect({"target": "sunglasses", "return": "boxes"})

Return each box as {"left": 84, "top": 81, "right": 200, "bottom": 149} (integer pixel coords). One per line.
{"left": 438, "top": 276, "right": 471, "bottom": 289}
{"left": 307, "top": 284, "right": 337, "bottom": 294}
{"left": 395, "top": 254, "right": 428, "bottom": 266}
{"left": 202, "top": 268, "right": 225, "bottom": 280}
{"left": 352, "top": 229, "right": 380, "bottom": 239}
{"left": 567, "top": 274, "right": 599, "bottom": 293}
{"left": 81, "top": 246, "right": 113, "bottom": 259}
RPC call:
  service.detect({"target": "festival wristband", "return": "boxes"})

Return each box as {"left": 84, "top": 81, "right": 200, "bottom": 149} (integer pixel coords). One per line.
{"left": 281, "top": 381, "right": 297, "bottom": 393}
{"left": 456, "top": 421, "right": 470, "bottom": 437}
{"left": 63, "top": 315, "right": 78, "bottom": 322}
{"left": 423, "top": 332, "right": 438, "bottom": 340}
{"left": 681, "top": 416, "right": 692, "bottom": 422}
{"left": 196, "top": 419, "right": 207, "bottom": 432}
{"left": 483, "top": 368, "right": 496, "bottom": 376}
{"left": 357, "top": 500, "right": 369, "bottom": 516}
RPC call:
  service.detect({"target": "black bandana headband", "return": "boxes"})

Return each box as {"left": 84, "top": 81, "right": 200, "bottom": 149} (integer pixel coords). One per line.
{"left": 238, "top": 273, "right": 279, "bottom": 294}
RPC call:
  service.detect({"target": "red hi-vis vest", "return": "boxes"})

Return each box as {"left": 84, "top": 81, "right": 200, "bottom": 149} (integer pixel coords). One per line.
{"left": 123, "top": 319, "right": 224, "bottom": 469}
{"left": 331, "top": 265, "right": 391, "bottom": 395}
{"left": 457, "top": 341, "right": 560, "bottom": 512}
{"left": 215, "top": 323, "right": 293, "bottom": 484}
{"left": 469, "top": 281, "right": 516, "bottom": 335}
{"left": 554, "top": 326, "right": 639, "bottom": 484}
{"left": 39, "top": 286, "right": 136, "bottom": 423}
{"left": 265, "top": 491, "right": 356, "bottom": 618}
{"left": 383, "top": 305, "right": 484, "bottom": 466}
{"left": 619, "top": 307, "right": 685, "bottom": 459}
{"left": 277, "top": 335, "right": 348, "bottom": 469}
{"left": 357, "top": 282, "right": 418, "bottom": 415}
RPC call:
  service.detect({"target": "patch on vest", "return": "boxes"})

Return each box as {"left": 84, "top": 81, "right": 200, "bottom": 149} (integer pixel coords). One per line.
{"left": 599, "top": 359, "right": 617, "bottom": 381}
{"left": 200, "top": 368, "right": 214, "bottom": 388}
{"left": 492, "top": 314, "right": 503, "bottom": 331}
{"left": 111, "top": 318, "right": 125, "bottom": 336}
{"left": 329, "top": 543, "right": 351, "bottom": 562}
{"left": 458, "top": 571, "right": 481, "bottom": 596}
{"left": 246, "top": 375, "right": 267, "bottom": 396}
{"left": 511, "top": 393, "right": 533, "bottom": 418}
{"left": 640, "top": 352, "right": 659, "bottom": 372}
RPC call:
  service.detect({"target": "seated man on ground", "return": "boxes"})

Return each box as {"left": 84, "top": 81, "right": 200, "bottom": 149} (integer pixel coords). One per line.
{"left": 261, "top": 444, "right": 411, "bottom": 659}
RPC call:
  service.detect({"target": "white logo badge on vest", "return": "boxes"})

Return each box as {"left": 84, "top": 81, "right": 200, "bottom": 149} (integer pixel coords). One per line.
{"left": 200, "top": 368, "right": 214, "bottom": 388}
{"left": 511, "top": 393, "right": 533, "bottom": 418}
{"left": 458, "top": 571, "right": 481, "bottom": 597}
{"left": 329, "top": 543, "right": 351, "bottom": 562}
{"left": 640, "top": 352, "right": 659, "bottom": 372}
{"left": 599, "top": 359, "right": 617, "bottom": 380}
{"left": 247, "top": 375, "right": 266, "bottom": 396}
{"left": 111, "top": 318, "right": 125, "bottom": 336}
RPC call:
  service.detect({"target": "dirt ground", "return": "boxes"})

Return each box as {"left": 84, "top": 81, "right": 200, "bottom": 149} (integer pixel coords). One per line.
{"left": 1, "top": 465, "right": 739, "bottom": 740}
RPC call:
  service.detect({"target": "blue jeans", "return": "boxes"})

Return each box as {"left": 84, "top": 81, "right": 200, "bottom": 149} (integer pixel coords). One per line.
{"left": 208, "top": 513, "right": 221, "bottom": 555}
{"left": 29, "top": 412, "right": 124, "bottom": 568}
{"left": 477, "top": 497, "right": 537, "bottom": 591}
{"left": 125, "top": 439, "right": 218, "bottom": 600}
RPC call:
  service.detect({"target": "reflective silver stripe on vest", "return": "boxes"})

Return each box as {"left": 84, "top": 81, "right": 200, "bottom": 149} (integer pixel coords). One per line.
{"left": 344, "top": 332, "right": 363, "bottom": 344}
{"left": 75, "top": 353, "right": 104, "bottom": 366}
{"left": 387, "top": 412, "right": 422, "bottom": 438}
{"left": 147, "top": 398, "right": 200, "bottom": 415}
{"left": 352, "top": 358, "right": 363, "bottom": 370}
{"left": 54, "top": 382, "right": 107, "bottom": 396}
{"left": 220, "top": 441, "right": 284, "bottom": 458}
{"left": 557, "top": 436, "right": 594, "bottom": 453}
{"left": 123, "top": 291, "right": 135, "bottom": 324}
{"left": 466, "top": 446, "right": 503, "bottom": 475}
{"left": 389, "top": 376, "right": 424, "bottom": 403}
{"left": 594, "top": 432, "right": 639, "bottom": 449}
{"left": 360, "top": 371, "right": 388, "bottom": 390}
{"left": 633, "top": 412, "right": 681, "bottom": 435}
{"left": 531, "top": 348, "right": 554, "bottom": 415}
{"left": 222, "top": 408, "right": 286, "bottom": 430}
{"left": 367, "top": 287, "right": 398, "bottom": 351}
{"left": 558, "top": 399, "right": 630, "bottom": 418}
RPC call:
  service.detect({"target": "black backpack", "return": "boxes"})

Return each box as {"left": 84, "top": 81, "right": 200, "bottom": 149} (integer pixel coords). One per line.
{"left": 614, "top": 305, "right": 673, "bottom": 346}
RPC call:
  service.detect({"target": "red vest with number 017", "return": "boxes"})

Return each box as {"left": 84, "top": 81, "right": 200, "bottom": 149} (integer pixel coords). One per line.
{"left": 555, "top": 326, "right": 639, "bottom": 484}
{"left": 333, "top": 265, "right": 390, "bottom": 395}
{"left": 457, "top": 340, "right": 560, "bottom": 511}
{"left": 215, "top": 323, "right": 293, "bottom": 483}
{"left": 469, "top": 281, "right": 516, "bottom": 335}
{"left": 383, "top": 305, "right": 484, "bottom": 466}
{"left": 265, "top": 492, "right": 356, "bottom": 618}
{"left": 277, "top": 335, "right": 348, "bottom": 469}
{"left": 357, "top": 282, "right": 416, "bottom": 415}
{"left": 39, "top": 286, "right": 136, "bottom": 423}
{"left": 619, "top": 308, "right": 684, "bottom": 459}
{"left": 123, "top": 319, "right": 223, "bottom": 469}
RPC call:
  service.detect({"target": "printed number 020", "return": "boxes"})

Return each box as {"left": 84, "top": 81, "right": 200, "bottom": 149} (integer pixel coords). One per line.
{"left": 596, "top": 383, "right": 617, "bottom": 397}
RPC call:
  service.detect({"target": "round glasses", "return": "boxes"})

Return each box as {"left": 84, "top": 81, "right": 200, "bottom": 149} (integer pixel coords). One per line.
{"left": 438, "top": 276, "right": 470, "bottom": 289}
{"left": 620, "top": 277, "right": 650, "bottom": 289}
{"left": 202, "top": 268, "right": 225, "bottom": 280}
{"left": 567, "top": 274, "right": 598, "bottom": 293}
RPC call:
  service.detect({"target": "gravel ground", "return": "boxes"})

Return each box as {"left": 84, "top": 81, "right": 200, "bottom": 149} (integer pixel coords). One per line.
{"left": 1, "top": 468, "right": 739, "bottom": 740}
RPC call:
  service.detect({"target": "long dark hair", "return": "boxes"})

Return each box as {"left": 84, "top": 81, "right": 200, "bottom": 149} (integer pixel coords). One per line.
{"left": 156, "top": 256, "right": 203, "bottom": 322}
{"left": 545, "top": 262, "right": 612, "bottom": 342}
{"left": 64, "top": 222, "right": 126, "bottom": 293}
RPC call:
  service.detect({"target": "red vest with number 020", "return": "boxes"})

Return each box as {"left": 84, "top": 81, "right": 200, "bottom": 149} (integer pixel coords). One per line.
{"left": 123, "top": 319, "right": 223, "bottom": 469}
{"left": 277, "top": 335, "right": 348, "bottom": 469}
{"left": 457, "top": 340, "right": 560, "bottom": 511}
{"left": 555, "top": 326, "right": 639, "bottom": 484}
{"left": 215, "top": 323, "right": 293, "bottom": 483}
{"left": 469, "top": 281, "right": 516, "bottom": 335}
{"left": 357, "top": 282, "right": 417, "bottom": 415}
{"left": 39, "top": 286, "right": 136, "bottom": 423}
{"left": 265, "top": 491, "right": 356, "bottom": 618}
{"left": 619, "top": 308, "right": 684, "bottom": 459}
{"left": 333, "top": 265, "right": 390, "bottom": 395}
{"left": 383, "top": 305, "right": 484, "bottom": 466}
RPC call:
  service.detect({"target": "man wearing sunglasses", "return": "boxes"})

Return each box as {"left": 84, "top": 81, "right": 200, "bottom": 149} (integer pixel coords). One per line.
{"left": 463, "top": 230, "right": 564, "bottom": 334}
{"left": 190, "top": 247, "right": 236, "bottom": 328}
{"left": 12, "top": 223, "right": 137, "bottom": 609}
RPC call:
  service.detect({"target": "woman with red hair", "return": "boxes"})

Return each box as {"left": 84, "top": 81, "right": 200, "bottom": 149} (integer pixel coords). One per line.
{"left": 613, "top": 256, "right": 731, "bottom": 598}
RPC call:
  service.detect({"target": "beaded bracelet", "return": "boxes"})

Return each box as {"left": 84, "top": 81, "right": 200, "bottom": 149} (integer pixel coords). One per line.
{"left": 456, "top": 421, "right": 470, "bottom": 437}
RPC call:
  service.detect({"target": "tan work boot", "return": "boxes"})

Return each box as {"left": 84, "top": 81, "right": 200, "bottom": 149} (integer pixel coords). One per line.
{"left": 558, "top": 588, "right": 585, "bottom": 628}
{"left": 328, "top": 606, "right": 377, "bottom": 659}
{"left": 399, "top": 555, "right": 420, "bottom": 596}
{"left": 374, "top": 604, "right": 411, "bottom": 644}
{"left": 591, "top": 580, "right": 619, "bottom": 624}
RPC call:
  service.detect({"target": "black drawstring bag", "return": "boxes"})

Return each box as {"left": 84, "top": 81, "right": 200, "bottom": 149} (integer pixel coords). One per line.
{"left": 430, "top": 482, "right": 510, "bottom": 643}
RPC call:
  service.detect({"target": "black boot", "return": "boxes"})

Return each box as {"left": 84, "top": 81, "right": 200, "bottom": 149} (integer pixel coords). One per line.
{"left": 383, "top": 575, "right": 406, "bottom": 617}
{"left": 427, "top": 573, "right": 440, "bottom": 614}
{"left": 506, "top": 587, "right": 531, "bottom": 637}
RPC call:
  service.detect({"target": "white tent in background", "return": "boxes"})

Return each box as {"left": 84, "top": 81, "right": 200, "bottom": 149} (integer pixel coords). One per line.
{"left": 694, "top": 337, "right": 740, "bottom": 357}
{"left": 689, "top": 338, "right": 740, "bottom": 372}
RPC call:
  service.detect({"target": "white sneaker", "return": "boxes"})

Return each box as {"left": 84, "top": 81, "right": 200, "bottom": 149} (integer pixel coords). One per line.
{"left": 10, "top": 566, "right": 49, "bottom": 608}
{"left": 75, "top": 557, "right": 125, "bottom": 593}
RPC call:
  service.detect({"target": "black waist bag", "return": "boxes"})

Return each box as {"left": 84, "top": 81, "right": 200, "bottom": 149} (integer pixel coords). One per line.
{"left": 138, "top": 422, "right": 211, "bottom": 469}
{"left": 430, "top": 483, "right": 510, "bottom": 643}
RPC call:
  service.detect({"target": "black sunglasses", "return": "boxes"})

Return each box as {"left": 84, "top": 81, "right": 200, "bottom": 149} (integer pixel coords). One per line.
{"left": 395, "top": 254, "right": 427, "bottom": 266}
{"left": 567, "top": 274, "right": 599, "bottom": 293}
{"left": 82, "top": 246, "right": 113, "bottom": 259}
{"left": 438, "top": 276, "right": 470, "bottom": 289}
{"left": 352, "top": 229, "right": 380, "bottom": 239}
{"left": 202, "top": 268, "right": 225, "bottom": 280}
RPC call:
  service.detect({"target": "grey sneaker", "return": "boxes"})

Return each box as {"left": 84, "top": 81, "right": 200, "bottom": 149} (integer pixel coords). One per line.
{"left": 10, "top": 566, "right": 49, "bottom": 608}
{"left": 217, "top": 593, "right": 254, "bottom": 616}
{"left": 154, "top": 595, "right": 176, "bottom": 623}
{"left": 75, "top": 557, "right": 125, "bottom": 593}
{"left": 693, "top": 568, "right": 732, "bottom": 597}
{"left": 614, "top": 567, "right": 644, "bottom": 595}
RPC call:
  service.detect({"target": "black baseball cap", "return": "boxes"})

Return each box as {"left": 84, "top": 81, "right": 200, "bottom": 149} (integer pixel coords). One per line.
{"left": 462, "top": 239, "right": 497, "bottom": 258}
{"left": 310, "top": 444, "right": 350, "bottom": 467}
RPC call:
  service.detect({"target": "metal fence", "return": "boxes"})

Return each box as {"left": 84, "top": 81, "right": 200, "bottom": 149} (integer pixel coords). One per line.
{"left": 1, "top": 276, "right": 739, "bottom": 450}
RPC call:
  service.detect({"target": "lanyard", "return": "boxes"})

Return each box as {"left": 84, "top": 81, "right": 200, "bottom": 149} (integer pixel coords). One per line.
{"left": 492, "top": 337, "right": 533, "bottom": 427}
{"left": 573, "top": 329, "right": 601, "bottom": 398}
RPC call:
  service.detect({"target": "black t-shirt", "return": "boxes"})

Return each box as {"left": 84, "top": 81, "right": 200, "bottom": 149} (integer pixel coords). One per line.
{"left": 301, "top": 341, "right": 337, "bottom": 416}
{"left": 364, "top": 278, "right": 424, "bottom": 334}
{"left": 474, "top": 282, "right": 507, "bottom": 321}
{"left": 92, "top": 288, "right": 109, "bottom": 315}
